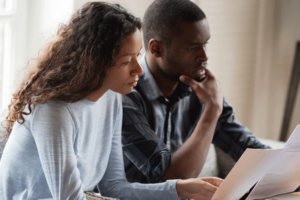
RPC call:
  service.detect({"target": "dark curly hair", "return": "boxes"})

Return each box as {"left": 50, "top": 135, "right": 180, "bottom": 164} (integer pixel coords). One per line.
{"left": 2, "top": 2, "right": 141, "bottom": 138}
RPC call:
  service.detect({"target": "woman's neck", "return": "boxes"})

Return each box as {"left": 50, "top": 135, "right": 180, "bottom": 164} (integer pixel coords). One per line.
{"left": 85, "top": 87, "right": 108, "bottom": 102}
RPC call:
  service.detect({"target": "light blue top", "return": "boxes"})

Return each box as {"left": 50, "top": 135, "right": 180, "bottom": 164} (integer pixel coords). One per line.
{"left": 0, "top": 90, "right": 179, "bottom": 200}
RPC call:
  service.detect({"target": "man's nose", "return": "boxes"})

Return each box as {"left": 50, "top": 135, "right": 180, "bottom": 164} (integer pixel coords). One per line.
{"left": 197, "top": 46, "right": 209, "bottom": 62}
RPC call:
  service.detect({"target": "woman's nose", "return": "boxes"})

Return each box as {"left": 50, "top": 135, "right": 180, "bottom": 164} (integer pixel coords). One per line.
{"left": 131, "top": 62, "right": 144, "bottom": 76}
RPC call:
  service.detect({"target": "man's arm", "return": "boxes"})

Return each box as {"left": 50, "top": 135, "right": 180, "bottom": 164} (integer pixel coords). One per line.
{"left": 161, "top": 69, "right": 223, "bottom": 181}
{"left": 213, "top": 101, "right": 271, "bottom": 162}
{"left": 161, "top": 102, "right": 220, "bottom": 181}
{"left": 122, "top": 91, "right": 220, "bottom": 183}
{"left": 122, "top": 69, "right": 224, "bottom": 183}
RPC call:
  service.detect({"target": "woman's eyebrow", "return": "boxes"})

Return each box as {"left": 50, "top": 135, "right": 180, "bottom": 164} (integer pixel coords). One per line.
{"left": 121, "top": 46, "right": 143, "bottom": 57}
{"left": 121, "top": 53, "right": 135, "bottom": 57}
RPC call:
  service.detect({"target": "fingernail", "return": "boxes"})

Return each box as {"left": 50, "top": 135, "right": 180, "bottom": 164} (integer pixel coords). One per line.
{"left": 200, "top": 69, "right": 205, "bottom": 74}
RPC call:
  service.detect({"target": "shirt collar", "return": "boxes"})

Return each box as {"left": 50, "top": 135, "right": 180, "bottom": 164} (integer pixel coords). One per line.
{"left": 138, "top": 54, "right": 192, "bottom": 101}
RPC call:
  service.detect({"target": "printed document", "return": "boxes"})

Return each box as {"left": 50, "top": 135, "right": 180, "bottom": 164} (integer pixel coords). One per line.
{"left": 247, "top": 125, "right": 300, "bottom": 200}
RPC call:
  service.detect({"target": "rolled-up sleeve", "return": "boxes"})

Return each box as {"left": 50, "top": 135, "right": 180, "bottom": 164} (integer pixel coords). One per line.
{"left": 213, "top": 100, "right": 271, "bottom": 161}
{"left": 122, "top": 91, "right": 171, "bottom": 183}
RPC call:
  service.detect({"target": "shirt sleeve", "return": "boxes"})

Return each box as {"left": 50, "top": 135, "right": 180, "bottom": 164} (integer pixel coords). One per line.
{"left": 212, "top": 99, "right": 271, "bottom": 161}
{"left": 98, "top": 100, "right": 180, "bottom": 200}
{"left": 121, "top": 91, "right": 171, "bottom": 183}
{"left": 31, "top": 102, "right": 86, "bottom": 200}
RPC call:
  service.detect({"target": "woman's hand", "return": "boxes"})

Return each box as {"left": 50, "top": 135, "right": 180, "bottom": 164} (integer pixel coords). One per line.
{"left": 176, "top": 177, "right": 223, "bottom": 200}
{"left": 180, "top": 69, "right": 223, "bottom": 116}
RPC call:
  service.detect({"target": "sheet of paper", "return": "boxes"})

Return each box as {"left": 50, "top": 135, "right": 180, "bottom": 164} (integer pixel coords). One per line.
{"left": 211, "top": 148, "right": 286, "bottom": 200}
{"left": 266, "top": 193, "right": 300, "bottom": 200}
{"left": 247, "top": 125, "right": 300, "bottom": 200}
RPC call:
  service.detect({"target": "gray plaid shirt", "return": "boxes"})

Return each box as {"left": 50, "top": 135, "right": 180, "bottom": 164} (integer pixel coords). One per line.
{"left": 122, "top": 55, "right": 270, "bottom": 183}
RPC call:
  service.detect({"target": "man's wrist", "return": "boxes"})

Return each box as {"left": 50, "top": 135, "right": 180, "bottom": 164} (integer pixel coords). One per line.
{"left": 203, "top": 102, "right": 223, "bottom": 118}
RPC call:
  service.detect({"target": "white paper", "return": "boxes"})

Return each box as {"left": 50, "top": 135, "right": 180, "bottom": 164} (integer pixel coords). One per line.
{"left": 266, "top": 193, "right": 300, "bottom": 200}
{"left": 211, "top": 148, "right": 286, "bottom": 200}
{"left": 247, "top": 125, "right": 300, "bottom": 200}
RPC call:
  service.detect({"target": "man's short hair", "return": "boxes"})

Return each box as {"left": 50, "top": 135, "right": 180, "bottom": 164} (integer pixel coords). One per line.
{"left": 143, "top": 0, "right": 206, "bottom": 51}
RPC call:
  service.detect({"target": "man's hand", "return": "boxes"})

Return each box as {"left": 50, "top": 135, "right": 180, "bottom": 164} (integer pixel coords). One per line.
{"left": 162, "top": 69, "right": 223, "bottom": 181}
{"left": 176, "top": 177, "right": 223, "bottom": 200}
{"left": 179, "top": 69, "right": 223, "bottom": 115}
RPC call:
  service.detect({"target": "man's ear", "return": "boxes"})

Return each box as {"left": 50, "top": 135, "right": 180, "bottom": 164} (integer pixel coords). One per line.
{"left": 148, "top": 39, "right": 163, "bottom": 57}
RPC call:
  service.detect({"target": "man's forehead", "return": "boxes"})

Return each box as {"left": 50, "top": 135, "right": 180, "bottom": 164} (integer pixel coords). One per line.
{"left": 173, "top": 19, "right": 210, "bottom": 43}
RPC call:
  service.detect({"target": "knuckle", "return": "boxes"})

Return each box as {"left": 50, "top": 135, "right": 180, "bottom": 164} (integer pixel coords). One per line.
{"left": 185, "top": 79, "right": 191, "bottom": 85}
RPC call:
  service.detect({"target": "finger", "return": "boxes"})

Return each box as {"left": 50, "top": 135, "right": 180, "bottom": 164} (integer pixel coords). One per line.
{"left": 202, "top": 181, "right": 218, "bottom": 193}
{"left": 203, "top": 68, "right": 215, "bottom": 79}
{"left": 189, "top": 189, "right": 215, "bottom": 200}
{"left": 179, "top": 75, "right": 199, "bottom": 90}
{"left": 202, "top": 177, "right": 224, "bottom": 187}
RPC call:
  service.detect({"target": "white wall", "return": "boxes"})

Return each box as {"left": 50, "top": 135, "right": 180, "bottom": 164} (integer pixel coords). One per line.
{"left": 26, "top": 0, "right": 74, "bottom": 62}
{"left": 198, "top": 0, "right": 300, "bottom": 140}
{"left": 4, "top": 0, "right": 300, "bottom": 140}
{"left": 269, "top": 0, "right": 300, "bottom": 139}
{"left": 250, "top": 0, "right": 300, "bottom": 140}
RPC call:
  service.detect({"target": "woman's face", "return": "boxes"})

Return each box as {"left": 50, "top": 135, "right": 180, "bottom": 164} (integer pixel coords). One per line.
{"left": 102, "top": 29, "right": 144, "bottom": 95}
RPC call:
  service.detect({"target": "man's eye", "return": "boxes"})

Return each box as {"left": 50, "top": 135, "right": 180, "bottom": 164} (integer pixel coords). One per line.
{"left": 188, "top": 47, "right": 196, "bottom": 51}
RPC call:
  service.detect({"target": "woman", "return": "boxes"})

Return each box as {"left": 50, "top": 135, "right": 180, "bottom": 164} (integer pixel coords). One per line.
{"left": 0, "top": 2, "right": 222, "bottom": 200}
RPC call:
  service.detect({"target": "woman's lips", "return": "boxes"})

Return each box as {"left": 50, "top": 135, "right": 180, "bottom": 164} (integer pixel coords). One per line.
{"left": 128, "top": 81, "right": 138, "bottom": 87}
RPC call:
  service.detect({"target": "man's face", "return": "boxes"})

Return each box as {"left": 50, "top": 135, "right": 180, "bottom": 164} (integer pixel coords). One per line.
{"left": 160, "top": 18, "right": 210, "bottom": 81}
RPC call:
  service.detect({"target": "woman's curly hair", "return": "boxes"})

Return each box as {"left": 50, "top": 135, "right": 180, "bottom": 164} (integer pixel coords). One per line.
{"left": 2, "top": 2, "right": 141, "bottom": 138}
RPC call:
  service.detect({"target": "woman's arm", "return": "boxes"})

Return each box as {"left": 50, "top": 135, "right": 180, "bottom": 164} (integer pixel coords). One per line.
{"left": 98, "top": 99, "right": 223, "bottom": 200}
{"left": 98, "top": 100, "right": 179, "bottom": 200}
{"left": 31, "top": 101, "right": 86, "bottom": 200}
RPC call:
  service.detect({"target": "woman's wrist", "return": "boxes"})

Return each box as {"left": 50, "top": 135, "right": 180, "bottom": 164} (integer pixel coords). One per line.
{"left": 176, "top": 179, "right": 189, "bottom": 199}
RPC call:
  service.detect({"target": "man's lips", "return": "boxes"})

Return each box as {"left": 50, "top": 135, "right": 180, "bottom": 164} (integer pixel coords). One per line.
{"left": 194, "top": 62, "right": 207, "bottom": 70}
{"left": 194, "top": 67, "right": 206, "bottom": 74}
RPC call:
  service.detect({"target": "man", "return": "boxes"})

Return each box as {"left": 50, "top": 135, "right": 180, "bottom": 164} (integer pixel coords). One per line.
{"left": 122, "top": 0, "right": 270, "bottom": 184}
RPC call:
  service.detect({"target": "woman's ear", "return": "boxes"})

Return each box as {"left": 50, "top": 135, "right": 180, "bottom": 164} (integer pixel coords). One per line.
{"left": 149, "top": 39, "right": 163, "bottom": 58}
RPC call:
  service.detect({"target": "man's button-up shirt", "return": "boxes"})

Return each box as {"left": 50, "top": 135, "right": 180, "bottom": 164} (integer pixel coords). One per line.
{"left": 122, "top": 55, "right": 270, "bottom": 183}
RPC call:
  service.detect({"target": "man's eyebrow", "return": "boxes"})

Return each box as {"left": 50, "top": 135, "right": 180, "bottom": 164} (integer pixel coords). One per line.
{"left": 188, "top": 38, "right": 211, "bottom": 45}
{"left": 121, "top": 46, "right": 143, "bottom": 57}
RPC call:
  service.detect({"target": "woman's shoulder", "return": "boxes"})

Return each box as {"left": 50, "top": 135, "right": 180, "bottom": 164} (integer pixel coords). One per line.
{"left": 105, "top": 90, "right": 122, "bottom": 112}
{"left": 98, "top": 90, "right": 122, "bottom": 110}
{"left": 105, "top": 90, "right": 122, "bottom": 102}
{"left": 32, "top": 100, "right": 73, "bottom": 122}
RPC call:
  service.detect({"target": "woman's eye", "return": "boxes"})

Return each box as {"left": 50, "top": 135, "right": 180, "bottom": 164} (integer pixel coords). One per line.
{"left": 122, "top": 61, "right": 131, "bottom": 65}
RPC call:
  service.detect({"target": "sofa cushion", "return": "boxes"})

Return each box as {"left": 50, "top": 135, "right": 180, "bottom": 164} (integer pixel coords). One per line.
{"left": 197, "top": 144, "right": 219, "bottom": 178}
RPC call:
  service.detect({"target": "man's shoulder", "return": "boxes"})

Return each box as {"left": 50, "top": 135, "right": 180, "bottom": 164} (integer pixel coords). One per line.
{"left": 122, "top": 87, "right": 146, "bottom": 109}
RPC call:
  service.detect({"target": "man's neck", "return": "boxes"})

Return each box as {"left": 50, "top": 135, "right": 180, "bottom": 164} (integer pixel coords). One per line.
{"left": 145, "top": 53, "right": 178, "bottom": 98}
